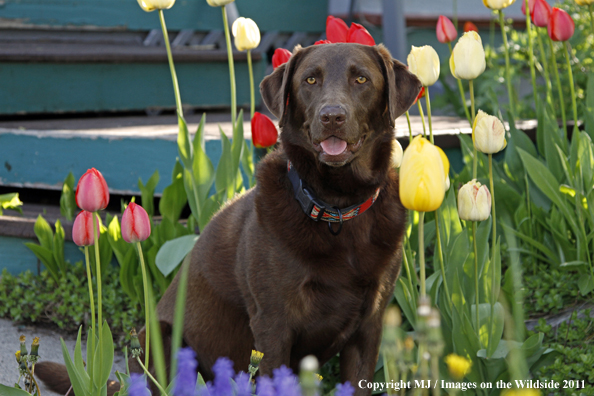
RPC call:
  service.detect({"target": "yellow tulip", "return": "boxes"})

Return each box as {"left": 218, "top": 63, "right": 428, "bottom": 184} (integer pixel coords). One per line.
{"left": 473, "top": 110, "right": 507, "bottom": 154}
{"left": 206, "top": 0, "right": 235, "bottom": 6}
{"left": 399, "top": 136, "right": 446, "bottom": 212}
{"left": 407, "top": 46, "right": 440, "bottom": 87}
{"left": 391, "top": 139, "right": 403, "bottom": 168}
{"left": 137, "top": 0, "right": 175, "bottom": 12}
{"left": 575, "top": 0, "right": 594, "bottom": 5}
{"left": 444, "top": 353, "right": 472, "bottom": 380}
{"left": 482, "top": 0, "right": 516, "bottom": 9}
{"left": 450, "top": 31, "right": 486, "bottom": 80}
{"left": 232, "top": 17, "right": 261, "bottom": 51}
{"left": 457, "top": 180, "right": 491, "bottom": 221}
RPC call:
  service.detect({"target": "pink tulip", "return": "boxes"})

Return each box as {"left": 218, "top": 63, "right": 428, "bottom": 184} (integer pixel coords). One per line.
{"left": 436, "top": 15, "right": 458, "bottom": 43}
{"left": 75, "top": 168, "right": 109, "bottom": 212}
{"left": 271, "top": 48, "right": 292, "bottom": 70}
{"left": 521, "top": 0, "right": 536, "bottom": 16}
{"left": 72, "top": 211, "right": 100, "bottom": 247}
{"left": 326, "top": 16, "right": 349, "bottom": 43}
{"left": 532, "top": 0, "right": 552, "bottom": 28}
{"left": 121, "top": 202, "right": 151, "bottom": 243}
{"left": 548, "top": 7, "right": 574, "bottom": 41}
{"left": 346, "top": 23, "right": 375, "bottom": 45}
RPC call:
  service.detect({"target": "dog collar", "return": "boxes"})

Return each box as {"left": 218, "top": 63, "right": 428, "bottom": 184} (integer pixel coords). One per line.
{"left": 287, "top": 160, "right": 380, "bottom": 235}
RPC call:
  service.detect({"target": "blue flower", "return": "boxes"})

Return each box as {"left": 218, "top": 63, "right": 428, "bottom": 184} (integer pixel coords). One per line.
{"left": 174, "top": 347, "right": 198, "bottom": 396}
{"left": 334, "top": 382, "right": 354, "bottom": 396}
{"left": 127, "top": 373, "right": 150, "bottom": 396}
{"left": 234, "top": 372, "right": 252, "bottom": 396}
{"left": 272, "top": 366, "right": 300, "bottom": 396}
{"left": 256, "top": 376, "right": 275, "bottom": 396}
{"left": 211, "top": 357, "right": 235, "bottom": 396}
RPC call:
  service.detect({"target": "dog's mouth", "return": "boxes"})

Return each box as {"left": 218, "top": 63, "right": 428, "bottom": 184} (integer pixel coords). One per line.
{"left": 312, "top": 135, "right": 366, "bottom": 166}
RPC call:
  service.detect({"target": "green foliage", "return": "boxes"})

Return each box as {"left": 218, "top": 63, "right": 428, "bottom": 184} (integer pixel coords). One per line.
{"left": 24, "top": 215, "right": 69, "bottom": 282}
{"left": 0, "top": 192, "right": 23, "bottom": 215}
{"left": 0, "top": 264, "right": 143, "bottom": 346}
{"left": 60, "top": 172, "right": 76, "bottom": 221}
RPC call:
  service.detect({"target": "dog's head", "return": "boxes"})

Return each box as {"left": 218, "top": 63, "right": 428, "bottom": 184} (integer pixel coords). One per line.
{"left": 261, "top": 43, "right": 421, "bottom": 169}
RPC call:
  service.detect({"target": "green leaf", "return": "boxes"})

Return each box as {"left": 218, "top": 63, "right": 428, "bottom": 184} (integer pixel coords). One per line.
{"left": 60, "top": 172, "right": 76, "bottom": 222}
{"left": 501, "top": 222, "right": 559, "bottom": 265}
{"left": 53, "top": 219, "right": 67, "bottom": 275}
{"left": 199, "top": 191, "right": 225, "bottom": 231}
{"left": 177, "top": 115, "right": 193, "bottom": 171}
{"left": 215, "top": 127, "right": 235, "bottom": 199}
{"left": 34, "top": 215, "right": 54, "bottom": 251}
{"left": 156, "top": 235, "right": 199, "bottom": 277}
{"left": 578, "top": 276, "right": 594, "bottom": 295}
{"left": 160, "top": 161, "right": 187, "bottom": 223}
{"left": 585, "top": 72, "right": 594, "bottom": 141}
{"left": 394, "top": 278, "right": 417, "bottom": 329}
{"left": 0, "top": 384, "right": 37, "bottom": 396}
{"left": 241, "top": 139, "right": 255, "bottom": 188}
{"left": 0, "top": 192, "right": 23, "bottom": 215}
{"left": 24, "top": 243, "right": 60, "bottom": 281}
{"left": 100, "top": 322, "right": 115, "bottom": 385}
{"left": 231, "top": 109, "right": 245, "bottom": 175}
{"left": 138, "top": 170, "right": 160, "bottom": 217}
{"left": 192, "top": 115, "right": 216, "bottom": 207}
{"left": 74, "top": 327, "right": 90, "bottom": 389}
{"left": 61, "top": 337, "right": 88, "bottom": 396}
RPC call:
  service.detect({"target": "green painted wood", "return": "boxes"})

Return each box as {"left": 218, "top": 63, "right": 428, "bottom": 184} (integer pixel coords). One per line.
{"left": 0, "top": 235, "right": 84, "bottom": 275}
{"left": 1, "top": 0, "right": 327, "bottom": 32}
{"left": 0, "top": 60, "right": 265, "bottom": 114}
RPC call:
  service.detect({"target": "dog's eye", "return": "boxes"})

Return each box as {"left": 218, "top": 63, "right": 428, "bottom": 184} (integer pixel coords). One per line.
{"left": 356, "top": 76, "right": 368, "bottom": 84}
{"left": 306, "top": 77, "right": 316, "bottom": 85}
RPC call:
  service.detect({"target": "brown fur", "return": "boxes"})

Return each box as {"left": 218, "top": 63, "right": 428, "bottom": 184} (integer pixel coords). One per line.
{"left": 35, "top": 43, "right": 420, "bottom": 396}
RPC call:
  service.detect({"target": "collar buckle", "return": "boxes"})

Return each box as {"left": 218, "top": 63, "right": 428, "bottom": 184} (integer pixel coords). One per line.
{"left": 301, "top": 182, "right": 326, "bottom": 221}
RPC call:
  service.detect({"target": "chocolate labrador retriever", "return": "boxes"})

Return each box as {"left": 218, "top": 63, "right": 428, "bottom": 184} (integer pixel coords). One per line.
{"left": 36, "top": 43, "right": 420, "bottom": 395}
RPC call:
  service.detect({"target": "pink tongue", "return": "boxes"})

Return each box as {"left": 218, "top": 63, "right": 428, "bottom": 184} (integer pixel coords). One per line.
{"left": 320, "top": 137, "right": 347, "bottom": 155}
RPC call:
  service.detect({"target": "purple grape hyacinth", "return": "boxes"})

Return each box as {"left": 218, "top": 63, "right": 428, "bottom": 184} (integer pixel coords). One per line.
{"left": 234, "top": 372, "right": 252, "bottom": 396}
{"left": 335, "top": 382, "right": 355, "bottom": 396}
{"left": 272, "top": 365, "right": 301, "bottom": 396}
{"left": 174, "top": 347, "right": 198, "bottom": 396}
{"left": 256, "top": 376, "right": 275, "bottom": 396}
{"left": 127, "top": 373, "right": 151, "bottom": 396}
{"left": 210, "top": 357, "right": 235, "bottom": 396}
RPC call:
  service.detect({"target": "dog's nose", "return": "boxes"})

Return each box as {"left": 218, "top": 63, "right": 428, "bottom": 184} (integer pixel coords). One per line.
{"left": 319, "top": 105, "right": 346, "bottom": 129}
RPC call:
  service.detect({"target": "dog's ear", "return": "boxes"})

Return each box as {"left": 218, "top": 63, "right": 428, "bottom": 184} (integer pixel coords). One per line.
{"left": 376, "top": 44, "right": 422, "bottom": 127}
{"left": 260, "top": 46, "right": 304, "bottom": 127}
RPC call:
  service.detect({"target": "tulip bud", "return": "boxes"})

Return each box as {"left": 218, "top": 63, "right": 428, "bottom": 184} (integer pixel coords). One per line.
{"left": 251, "top": 112, "right": 278, "bottom": 148}
{"left": 346, "top": 23, "right": 375, "bottom": 45}
{"left": 482, "top": 0, "right": 516, "bottom": 10}
{"left": 232, "top": 17, "right": 260, "bottom": 51}
{"left": 473, "top": 110, "right": 507, "bottom": 154}
{"left": 450, "top": 31, "right": 486, "bottom": 80}
{"left": 407, "top": 46, "right": 440, "bottom": 87}
{"left": 205, "top": 0, "right": 234, "bottom": 6}
{"left": 137, "top": 0, "right": 175, "bottom": 12}
{"left": 436, "top": 16, "right": 458, "bottom": 44}
{"left": 399, "top": 136, "right": 446, "bottom": 212}
{"left": 272, "top": 48, "right": 292, "bottom": 70}
{"left": 531, "top": 0, "right": 552, "bottom": 28}
{"left": 76, "top": 168, "right": 109, "bottom": 212}
{"left": 548, "top": 7, "right": 575, "bottom": 42}
{"left": 326, "top": 16, "right": 349, "bottom": 43}
{"left": 576, "top": 0, "right": 594, "bottom": 5}
{"left": 391, "top": 139, "right": 403, "bottom": 168}
{"left": 29, "top": 337, "right": 40, "bottom": 364}
{"left": 121, "top": 202, "right": 151, "bottom": 243}
{"left": 457, "top": 180, "right": 491, "bottom": 221}
{"left": 72, "top": 211, "right": 101, "bottom": 246}
{"left": 464, "top": 21, "right": 479, "bottom": 32}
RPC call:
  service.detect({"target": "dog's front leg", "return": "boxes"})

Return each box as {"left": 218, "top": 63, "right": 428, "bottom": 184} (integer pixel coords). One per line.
{"left": 250, "top": 312, "right": 292, "bottom": 376}
{"left": 339, "top": 317, "right": 383, "bottom": 396}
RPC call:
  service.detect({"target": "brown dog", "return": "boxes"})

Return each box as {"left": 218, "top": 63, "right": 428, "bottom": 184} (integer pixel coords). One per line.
{"left": 36, "top": 43, "right": 420, "bottom": 395}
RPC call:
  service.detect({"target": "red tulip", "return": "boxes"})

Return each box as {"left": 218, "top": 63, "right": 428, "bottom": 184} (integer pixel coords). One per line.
{"left": 121, "top": 202, "right": 151, "bottom": 243}
{"left": 251, "top": 112, "right": 278, "bottom": 148}
{"left": 326, "top": 16, "right": 349, "bottom": 43}
{"left": 314, "top": 39, "right": 332, "bottom": 45}
{"left": 72, "top": 211, "right": 100, "bottom": 247}
{"left": 532, "top": 0, "right": 552, "bottom": 28}
{"left": 548, "top": 7, "right": 574, "bottom": 41}
{"left": 436, "top": 15, "right": 458, "bottom": 43}
{"left": 75, "top": 168, "right": 109, "bottom": 212}
{"left": 272, "top": 48, "right": 292, "bottom": 70}
{"left": 463, "top": 21, "right": 479, "bottom": 32}
{"left": 346, "top": 23, "right": 375, "bottom": 45}
{"left": 413, "top": 87, "right": 426, "bottom": 105}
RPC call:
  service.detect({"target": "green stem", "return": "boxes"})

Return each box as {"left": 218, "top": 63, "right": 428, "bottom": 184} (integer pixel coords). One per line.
{"left": 549, "top": 36, "right": 568, "bottom": 139}
{"left": 590, "top": 4, "right": 594, "bottom": 41}
{"left": 158, "top": 10, "right": 182, "bottom": 117}
{"left": 472, "top": 221, "right": 480, "bottom": 339}
{"left": 136, "top": 357, "right": 169, "bottom": 396}
{"left": 417, "top": 100, "right": 427, "bottom": 137}
{"left": 92, "top": 213, "right": 103, "bottom": 363}
{"left": 169, "top": 258, "right": 190, "bottom": 380}
{"left": 489, "top": 154, "right": 497, "bottom": 266}
{"left": 402, "top": 240, "right": 416, "bottom": 300}
{"left": 83, "top": 246, "right": 96, "bottom": 391}
{"left": 425, "top": 86, "right": 433, "bottom": 144}
{"left": 434, "top": 214, "right": 452, "bottom": 308}
{"left": 247, "top": 50, "right": 255, "bottom": 119}
{"left": 136, "top": 241, "right": 151, "bottom": 369}
{"left": 448, "top": 42, "right": 472, "bottom": 126}
{"left": 524, "top": 173, "right": 536, "bottom": 276}
{"left": 563, "top": 42, "right": 579, "bottom": 131}
{"left": 536, "top": 28, "right": 555, "bottom": 118}
{"left": 431, "top": 355, "right": 440, "bottom": 396}
{"left": 498, "top": 10, "right": 515, "bottom": 118}
{"left": 222, "top": 5, "right": 237, "bottom": 130}
{"left": 470, "top": 79, "right": 478, "bottom": 179}
{"left": 406, "top": 111, "right": 413, "bottom": 142}
{"left": 417, "top": 212, "right": 420, "bottom": 297}
{"left": 525, "top": 0, "right": 538, "bottom": 108}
